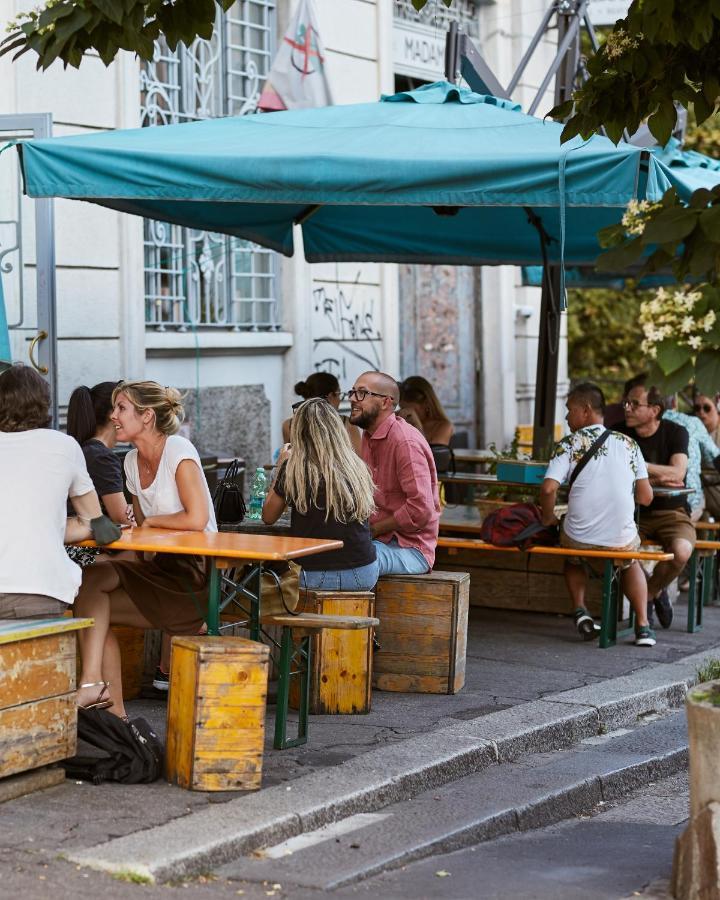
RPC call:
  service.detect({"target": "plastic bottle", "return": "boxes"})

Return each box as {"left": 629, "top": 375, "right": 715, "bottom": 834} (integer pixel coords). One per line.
{"left": 247, "top": 467, "right": 268, "bottom": 520}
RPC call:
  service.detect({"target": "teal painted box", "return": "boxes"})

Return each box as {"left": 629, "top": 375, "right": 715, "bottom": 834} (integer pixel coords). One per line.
{"left": 496, "top": 461, "right": 548, "bottom": 484}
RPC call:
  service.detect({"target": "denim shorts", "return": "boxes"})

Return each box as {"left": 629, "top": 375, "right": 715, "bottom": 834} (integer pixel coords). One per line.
{"left": 299, "top": 558, "right": 380, "bottom": 591}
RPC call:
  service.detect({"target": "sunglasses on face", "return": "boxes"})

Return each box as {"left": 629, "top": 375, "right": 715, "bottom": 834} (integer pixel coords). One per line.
{"left": 694, "top": 403, "right": 715, "bottom": 414}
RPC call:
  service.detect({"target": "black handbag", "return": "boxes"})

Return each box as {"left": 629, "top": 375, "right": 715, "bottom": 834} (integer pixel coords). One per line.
{"left": 430, "top": 443, "right": 456, "bottom": 476}
{"left": 212, "top": 459, "right": 247, "bottom": 526}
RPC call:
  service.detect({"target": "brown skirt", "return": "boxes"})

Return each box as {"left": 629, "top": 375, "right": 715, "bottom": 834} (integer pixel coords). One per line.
{"left": 112, "top": 553, "right": 209, "bottom": 635}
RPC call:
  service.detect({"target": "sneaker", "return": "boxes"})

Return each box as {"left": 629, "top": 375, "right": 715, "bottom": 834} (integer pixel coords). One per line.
{"left": 574, "top": 608, "right": 600, "bottom": 641}
{"left": 634, "top": 626, "right": 657, "bottom": 647}
{"left": 152, "top": 667, "right": 169, "bottom": 691}
{"left": 654, "top": 588, "right": 673, "bottom": 629}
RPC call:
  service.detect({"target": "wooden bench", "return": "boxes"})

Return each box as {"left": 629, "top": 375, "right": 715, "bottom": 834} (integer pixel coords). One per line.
{"left": 261, "top": 612, "right": 379, "bottom": 750}
{"left": 0, "top": 617, "right": 93, "bottom": 800}
{"left": 687, "top": 539, "right": 720, "bottom": 633}
{"left": 373, "top": 572, "right": 469, "bottom": 694}
{"left": 436, "top": 537, "right": 673, "bottom": 648}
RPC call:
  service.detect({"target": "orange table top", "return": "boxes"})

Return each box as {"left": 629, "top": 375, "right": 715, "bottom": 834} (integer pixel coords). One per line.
{"left": 76, "top": 526, "right": 343, "bottom": 562}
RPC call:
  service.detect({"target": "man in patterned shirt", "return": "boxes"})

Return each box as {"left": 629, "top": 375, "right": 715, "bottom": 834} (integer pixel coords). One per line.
{"left": 540, "top": 383, "right": 655, "bottom": 646}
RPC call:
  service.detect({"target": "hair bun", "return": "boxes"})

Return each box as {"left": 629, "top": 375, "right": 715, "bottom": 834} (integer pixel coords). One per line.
{"left": 294, "top": 380, "right": 308, "bottom": 398}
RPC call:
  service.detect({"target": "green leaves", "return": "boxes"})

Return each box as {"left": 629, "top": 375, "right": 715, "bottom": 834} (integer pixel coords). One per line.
{"left": 551, "top": 1, "right": 720, "bottom": 146}
{"left": 0, "top": 0, "right": 229, "bottom": 69}
{"left": 656, "top": 339, "right": 692, "bottom": 375}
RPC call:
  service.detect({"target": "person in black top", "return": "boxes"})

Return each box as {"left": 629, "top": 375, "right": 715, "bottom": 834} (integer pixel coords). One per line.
{"left": 66, "top": 381, "right": 132, "bottom": 525}
{"left": 263, "top": 398, "right": 379, "bottom": 590}
{"left": 617, "top": 378, "right": 695, "bottom": 629}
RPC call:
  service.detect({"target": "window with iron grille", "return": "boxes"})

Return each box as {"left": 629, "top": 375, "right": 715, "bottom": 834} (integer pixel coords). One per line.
{"left": 140, "top": 1, "right": 278, "bottom": 332}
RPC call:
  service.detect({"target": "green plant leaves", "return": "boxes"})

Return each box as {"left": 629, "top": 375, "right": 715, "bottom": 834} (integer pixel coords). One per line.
{"left": 655, "top": 339, "right": 692, "bottom": 375}
{"left": 0, "top": 0, "right": 230, "bottom": 68}
{"left": 696, "top": 349, "right": 720, "bottom": 394}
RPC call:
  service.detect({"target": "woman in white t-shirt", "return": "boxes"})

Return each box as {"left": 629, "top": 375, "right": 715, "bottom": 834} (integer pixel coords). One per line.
{"left": 75, "top": 380, "right": 216, "bottom": 718}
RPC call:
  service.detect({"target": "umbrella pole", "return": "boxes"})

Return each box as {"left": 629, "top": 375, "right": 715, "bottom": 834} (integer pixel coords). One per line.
{"left": 532, "top": 264, "right": 562, "bottom": 459}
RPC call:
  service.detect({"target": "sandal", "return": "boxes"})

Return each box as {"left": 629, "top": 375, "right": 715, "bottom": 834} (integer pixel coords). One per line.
{"left": 78, "top": 681, "right": 113, "bottom": 711}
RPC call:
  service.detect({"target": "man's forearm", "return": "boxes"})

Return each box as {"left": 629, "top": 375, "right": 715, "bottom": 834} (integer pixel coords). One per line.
{"left": 371, "top": 515, "right": 400, "bottom": 538}
{"left": 647, "top": 462, "right": 686, "bottom": 484}
{"left": 64, "top": 517, "right": 92, "bottom": 543}
{"left": 539, "top": 483, "right": 559, "bottom": 526}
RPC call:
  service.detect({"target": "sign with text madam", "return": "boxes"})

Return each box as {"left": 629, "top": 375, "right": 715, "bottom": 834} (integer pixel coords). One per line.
{"left": 587, "top": 0, "right": 632, "bottom": 25}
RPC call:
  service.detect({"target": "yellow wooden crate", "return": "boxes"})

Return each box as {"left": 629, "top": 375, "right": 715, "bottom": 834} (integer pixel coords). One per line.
{"left": 373, "top": 572, "right": 469, "bottom": 694}
{"left": 0, "top": 618, "right": 91, "bottom": 781}
{"left": 289, "top": 591, "right": 375, "bottom": 715}
{"left": 166, "top": 635, "right": 269, "bottom": 792}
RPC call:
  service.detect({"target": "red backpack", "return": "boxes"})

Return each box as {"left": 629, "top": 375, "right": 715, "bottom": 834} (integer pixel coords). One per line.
{"left": 480, "top": 502, "right": 559, "bottom": 551}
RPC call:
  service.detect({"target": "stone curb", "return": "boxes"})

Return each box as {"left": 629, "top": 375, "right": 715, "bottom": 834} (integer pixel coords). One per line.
{"left": 66, "top": 645, "right": 720, "bottom": 883}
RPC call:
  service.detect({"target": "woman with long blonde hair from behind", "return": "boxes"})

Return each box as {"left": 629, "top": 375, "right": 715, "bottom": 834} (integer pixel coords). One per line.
{"left": 263, "top": 398, "right": 379, "bottom": 590}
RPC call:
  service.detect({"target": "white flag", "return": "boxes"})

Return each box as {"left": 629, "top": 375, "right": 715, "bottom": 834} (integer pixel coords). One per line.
{"left": 258, "top": 0, "right": 333, "bottom": 111}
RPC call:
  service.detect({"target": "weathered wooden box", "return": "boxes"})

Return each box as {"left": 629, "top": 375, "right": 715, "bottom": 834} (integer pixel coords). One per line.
{"left": 0, "top": 618, "right": 90, "bottom": 781}
{"left": 434, "top": 546, "right": 602, "bottom": 615}
{"left": 166, "top": 636, "right": 269, "bottom": 792}
{"left": 289, "top": 590, "right": 375, "bottom": 714}
{"left": 373, "top": 572, "right": 469, "bottom": 694}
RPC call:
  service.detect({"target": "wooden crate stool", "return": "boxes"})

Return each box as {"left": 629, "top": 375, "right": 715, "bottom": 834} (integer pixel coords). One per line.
{"left": 0, "top": 617, "right": 92, "bottom": 794}
{"left": 166, "top": 635, "right": 269, "bottom": 792}
{"left": 373, "top": 571, "right": 469, "bottom": 694}
{"left": 262, "top": 612, "right": 379, "bottom": 750}
{"left": 288, "top": 590, "right": 375, "bottom": 715}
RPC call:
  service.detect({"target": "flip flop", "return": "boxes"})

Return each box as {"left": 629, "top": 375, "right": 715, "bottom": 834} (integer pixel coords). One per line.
{"left": 78, "top": 681, "right": 113, "bottom": 711}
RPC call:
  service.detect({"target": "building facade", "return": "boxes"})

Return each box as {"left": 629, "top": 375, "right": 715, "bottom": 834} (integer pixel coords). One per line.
{"left": 0, "top": 0, "right": 569, "bottom": 467}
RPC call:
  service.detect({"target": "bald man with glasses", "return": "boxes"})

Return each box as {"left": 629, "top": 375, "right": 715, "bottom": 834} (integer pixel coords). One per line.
{"left": 348, "top": 371, "right": 440, "bottom": 576}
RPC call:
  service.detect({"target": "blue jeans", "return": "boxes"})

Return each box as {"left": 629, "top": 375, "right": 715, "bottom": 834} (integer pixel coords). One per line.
{"left": 300, "top": 558, "right": 380, "bottom": 591}
{"left": 373, "top": 539, "right": 429, "bottom": 576}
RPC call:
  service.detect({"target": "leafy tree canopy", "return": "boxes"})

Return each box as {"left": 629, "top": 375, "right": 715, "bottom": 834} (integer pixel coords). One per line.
{"left": 0, "top": 0, "right": 234, "bottom": 69}
{"left": 551, "top": 0, "right": 720, "bottom": 147}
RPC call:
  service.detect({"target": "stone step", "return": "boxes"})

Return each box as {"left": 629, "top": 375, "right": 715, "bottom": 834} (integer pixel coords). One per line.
{"left": 216, "top": 711, "right": 688, "bottom": 890}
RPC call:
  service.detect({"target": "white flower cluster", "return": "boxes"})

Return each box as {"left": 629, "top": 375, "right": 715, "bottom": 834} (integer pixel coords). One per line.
{"left": 639, "top": 286, "right": 716, "bottom": 358}
{"left": 621, "top": 199, "right": 662, "bottom": 236}
{"left": 604, "top": 29, "right": 643, "bottom": 61}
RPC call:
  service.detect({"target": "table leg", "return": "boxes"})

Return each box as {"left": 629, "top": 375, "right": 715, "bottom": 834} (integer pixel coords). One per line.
{"left": 599, "top": 561, "right": 615, "bottom": 649}
{"left": 207, "top": 563, "right": 221, "bottom": 636}
{"left": 687, "top": 551, "right": 699, "bottom": 634}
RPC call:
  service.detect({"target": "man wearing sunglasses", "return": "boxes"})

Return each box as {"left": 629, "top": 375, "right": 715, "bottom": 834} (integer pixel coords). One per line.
{"left": 617, "top": 378, "right": 696, "bottom": 629}
{"left": 349, "top": 371, "right": 440, "bottom": 576}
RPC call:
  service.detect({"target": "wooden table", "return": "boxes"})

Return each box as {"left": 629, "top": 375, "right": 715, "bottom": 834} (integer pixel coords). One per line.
{"left": 451, "top": 449, "right": 498, "bottom": 465}
{"left": 77, "top": 527, "right": 342, "bottom": 637}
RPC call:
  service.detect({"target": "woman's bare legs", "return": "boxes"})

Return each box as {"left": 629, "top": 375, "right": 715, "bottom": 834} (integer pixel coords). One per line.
{"left": 75, "top": 562, "right": 153, "bottom": 718}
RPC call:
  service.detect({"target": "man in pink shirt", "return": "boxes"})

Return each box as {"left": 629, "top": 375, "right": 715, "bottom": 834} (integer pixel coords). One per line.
{"left": 349, "top": 371, "right": 440, "bottom": 575}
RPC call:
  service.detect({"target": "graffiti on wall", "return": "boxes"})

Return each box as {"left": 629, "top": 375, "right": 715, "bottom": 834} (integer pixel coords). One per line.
{"left": 311, "top": 271, "right": 383, "bottom": 384}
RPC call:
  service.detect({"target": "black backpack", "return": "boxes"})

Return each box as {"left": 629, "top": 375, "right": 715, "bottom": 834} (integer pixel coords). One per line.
{"left": 213, "top": 458, "right": 247, "bottom": 526}
{"left": 62, "top": 707, "right": 163, "bottom": 785}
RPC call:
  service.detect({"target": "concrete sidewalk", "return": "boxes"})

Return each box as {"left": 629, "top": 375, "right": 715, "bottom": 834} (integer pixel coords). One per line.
{"left": 3, "top": 598, "right": 720, "bottom": 891}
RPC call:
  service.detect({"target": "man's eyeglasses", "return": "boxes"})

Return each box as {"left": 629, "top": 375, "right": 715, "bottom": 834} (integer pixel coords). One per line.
{"left": 347, "top": 388, "right": 389, "bottom": 402}
{"left": 622, "top": 399, "right": 650, "bottom": 410}
{"left": 694, "top": 403, "right": 715, "bottom": 414}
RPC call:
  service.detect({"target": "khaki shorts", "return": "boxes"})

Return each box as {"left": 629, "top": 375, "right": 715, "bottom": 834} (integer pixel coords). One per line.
{"left": 638, "top": 508, "right": 696, "bottom": 551}
{"left": 0, "top": 593, "right": 66, "bottom": 619}
{"left": 560, "top": 528, "right": 641, "bottom": 571}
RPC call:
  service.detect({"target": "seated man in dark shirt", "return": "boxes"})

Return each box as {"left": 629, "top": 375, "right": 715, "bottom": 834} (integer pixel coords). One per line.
{"left": 617, "top": 379, "right": 695, "bottom": 629}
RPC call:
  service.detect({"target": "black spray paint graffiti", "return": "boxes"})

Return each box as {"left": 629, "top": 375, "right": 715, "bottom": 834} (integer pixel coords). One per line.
{"left": 312, "top": 275, "right": 382, "bottom": 380}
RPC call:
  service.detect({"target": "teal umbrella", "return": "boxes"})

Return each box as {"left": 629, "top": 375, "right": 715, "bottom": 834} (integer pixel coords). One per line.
{"left": 18, "top": 81, "right": 691, "bottom": 269}
{"left": 0, "top": 270, "right": 11, "bottom": 371}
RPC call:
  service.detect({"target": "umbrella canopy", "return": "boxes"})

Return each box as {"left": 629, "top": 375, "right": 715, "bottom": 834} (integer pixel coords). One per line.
{"left": 18, "top": 81, "right": 688, "bottom": 268}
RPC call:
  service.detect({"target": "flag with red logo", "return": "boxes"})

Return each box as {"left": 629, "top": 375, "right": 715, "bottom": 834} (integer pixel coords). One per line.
{"left": 258, "top": 0, "right": 333, "bottom": 111}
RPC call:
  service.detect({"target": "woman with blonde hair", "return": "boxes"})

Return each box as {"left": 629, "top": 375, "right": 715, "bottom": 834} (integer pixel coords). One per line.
{"left": 263, "top": 398, "right": 378, "bottom": 590}
{"left": 398, "top": 375, "right": 454, "bottom": 446}
{"left": 74, "top": 380, "right": 216, "bottom": 717}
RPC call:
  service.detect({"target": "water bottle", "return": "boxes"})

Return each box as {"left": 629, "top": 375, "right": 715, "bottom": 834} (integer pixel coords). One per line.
{"left": 247, "top": 467, "right": 267, "bottom": 520}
